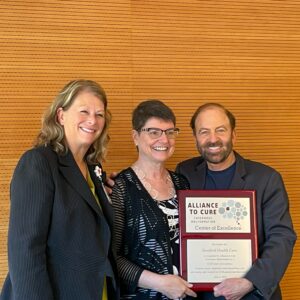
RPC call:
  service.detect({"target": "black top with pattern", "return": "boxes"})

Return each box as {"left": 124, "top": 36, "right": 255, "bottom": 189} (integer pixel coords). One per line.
{"left": 111, "top": 168, "right": 189, "bottom": 299}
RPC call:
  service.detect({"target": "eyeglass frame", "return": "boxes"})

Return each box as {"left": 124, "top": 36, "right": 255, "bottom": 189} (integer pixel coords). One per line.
{"left": 139, "top": 127, "right": 180, "bottom": 139}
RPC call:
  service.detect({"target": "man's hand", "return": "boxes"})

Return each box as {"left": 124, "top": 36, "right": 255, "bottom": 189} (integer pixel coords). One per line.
{"left": 213, "top": 278, "right": 254, "bottom": 300}
{"left": 104, "top": 171, "right": 118, "bottom": 194}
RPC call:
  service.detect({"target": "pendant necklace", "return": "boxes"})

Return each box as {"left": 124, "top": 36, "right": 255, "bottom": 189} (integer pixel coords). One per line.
{"left": 132, "top": 165, "right": 175, "bottom": 201}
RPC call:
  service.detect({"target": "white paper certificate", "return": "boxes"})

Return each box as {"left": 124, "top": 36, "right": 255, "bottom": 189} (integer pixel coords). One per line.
{"left": 187, "top": 239, "right": 252, "bottom": 283}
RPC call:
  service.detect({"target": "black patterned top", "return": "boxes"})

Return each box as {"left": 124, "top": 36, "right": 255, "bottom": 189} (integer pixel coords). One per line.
{"left": 111, "top": 168, "right": 189, "bottom": 300}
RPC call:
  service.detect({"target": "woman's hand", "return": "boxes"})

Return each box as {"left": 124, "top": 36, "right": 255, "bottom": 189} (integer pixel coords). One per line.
{"left": 139, "top": 271, "right": 197, "bottom": 299}
{"left": 157, "top": 274, "right": 197, "bottom": 299}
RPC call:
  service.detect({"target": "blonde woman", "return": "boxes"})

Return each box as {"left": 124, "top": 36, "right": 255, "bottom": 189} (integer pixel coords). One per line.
{"left": 1, "top": 80, "right": 119, "bottom": 300}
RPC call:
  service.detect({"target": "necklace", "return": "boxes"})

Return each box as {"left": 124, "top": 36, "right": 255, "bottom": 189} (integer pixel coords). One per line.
{"left": 132, "top": 165, "right": 176, "bottom": 201}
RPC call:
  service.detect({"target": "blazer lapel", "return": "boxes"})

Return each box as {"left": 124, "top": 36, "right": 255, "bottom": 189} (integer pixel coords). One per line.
{"left": 88, "top": 164, "right": 114, "bottom": 228}
{"left": 193, "top": 159, "right": 206, "bottom": 189}
{"left": 229, "top": 152, "right": 247, "bottom": 189}
{"left": 58, "top": 152, "right": 102, "bottom": 216}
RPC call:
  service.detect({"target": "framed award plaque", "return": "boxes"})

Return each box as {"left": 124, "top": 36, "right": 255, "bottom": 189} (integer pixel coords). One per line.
{"left": 178, "top": 190, "right": 258, "bottom": 291}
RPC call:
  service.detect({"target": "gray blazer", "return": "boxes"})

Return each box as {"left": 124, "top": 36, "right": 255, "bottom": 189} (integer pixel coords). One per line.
{"left": 176, "top": 152, "right": 296, "bottom": 300}
{"left": 1, "top": 146, "right": 119, "bottom": 300}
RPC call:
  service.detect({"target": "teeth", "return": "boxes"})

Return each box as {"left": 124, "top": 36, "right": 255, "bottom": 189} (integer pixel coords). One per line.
{"left": 81, "top": 127, "right": 95, "bottom": 133}
{"left": 153, "top": 146, "right": 168, "bottom": 151}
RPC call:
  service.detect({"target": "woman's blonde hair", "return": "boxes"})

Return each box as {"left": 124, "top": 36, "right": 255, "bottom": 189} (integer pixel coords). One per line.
{"left": 34, "top": 79, "right": 111, "bottom": 163}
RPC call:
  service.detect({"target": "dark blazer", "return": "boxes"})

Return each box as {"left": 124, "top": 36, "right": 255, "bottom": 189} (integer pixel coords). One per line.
{"left": 1, "top": 145, "right": 119, "bottom": 300}
{"left": 176, "top": 152, "right": 296, "bottom": 300}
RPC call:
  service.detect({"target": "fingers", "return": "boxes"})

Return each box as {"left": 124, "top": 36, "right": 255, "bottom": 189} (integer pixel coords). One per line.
{"left": 178, "top": 278, "right": 197, "bottom": 298}
{"left": 182, "top": 279, "right": 197, "bottom": 297}
{"left": 104, "top": 185, "right": 112, "bottom": 195}
{"left": 105, "top": 172, "right": 118, "bottom": 195}
{"left": 213, "top": 278, "right": 254, "bottom": 300}
{"left": 158, "top": 275, "right": 197, "bottom": 299}
{"left": 180, "top": 280, "right": 197, "bottom": 298}
{"left": 109, "top": 171, "right": 118, "bottom": 180}
{"left": 185, "top": 286, "right": 197, "bottom": 297}
{"left": 106, "top": 177, "right": 115, "bottom": 188}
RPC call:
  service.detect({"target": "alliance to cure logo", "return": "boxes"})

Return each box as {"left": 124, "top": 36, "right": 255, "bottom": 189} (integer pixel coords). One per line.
{"left": 218, "top": 199, "right": 248, "bottom": 225}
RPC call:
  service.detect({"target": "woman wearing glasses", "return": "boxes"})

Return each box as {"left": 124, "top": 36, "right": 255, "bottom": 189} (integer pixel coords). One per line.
{"left": 111, "top": 100, "right": 197, "bottom": 299}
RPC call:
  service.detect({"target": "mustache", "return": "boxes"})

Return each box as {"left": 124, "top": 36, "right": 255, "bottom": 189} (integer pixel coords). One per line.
{"left": 204, "top": 142, "right": 223, "bottom": 148}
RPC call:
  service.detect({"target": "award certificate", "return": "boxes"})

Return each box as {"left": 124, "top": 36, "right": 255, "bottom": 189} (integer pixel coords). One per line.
{"left": 178, "top": 190, "right": 258, "bottom": 291}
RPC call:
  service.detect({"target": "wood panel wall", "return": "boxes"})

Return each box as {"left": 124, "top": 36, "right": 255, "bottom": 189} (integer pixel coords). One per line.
{"left": 0, "top": 1, "right": 299, "bottom": 298}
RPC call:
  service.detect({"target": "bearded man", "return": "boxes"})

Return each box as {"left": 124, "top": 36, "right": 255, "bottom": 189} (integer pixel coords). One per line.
{"left": 176, "top": 103, "right": 296, "bottom": 300}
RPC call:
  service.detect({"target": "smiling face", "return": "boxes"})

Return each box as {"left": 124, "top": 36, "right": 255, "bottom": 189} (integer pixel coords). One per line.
{"left": 194, "top": 106, "right": 236, "bottom": 171}
{"left": 133, "top": 117, "right": 176, "bottom": 165}
{"left": 57, "top": 90, "right": 106, "bottom": 157}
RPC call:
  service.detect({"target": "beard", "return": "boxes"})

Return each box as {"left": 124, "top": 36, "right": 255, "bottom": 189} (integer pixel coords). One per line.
{"left": 197, "top": 140, "right": 234, "bottom": 165}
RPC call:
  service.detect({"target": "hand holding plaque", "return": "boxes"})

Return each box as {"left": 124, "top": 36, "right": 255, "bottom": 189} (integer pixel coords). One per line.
{"left": 178, "top": 190, "right": 258, "bottom": 291}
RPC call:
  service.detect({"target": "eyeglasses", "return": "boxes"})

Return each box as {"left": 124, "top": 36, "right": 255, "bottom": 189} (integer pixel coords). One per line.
{"left": 140, "top": 127, "right": 180, "bottom": 139}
